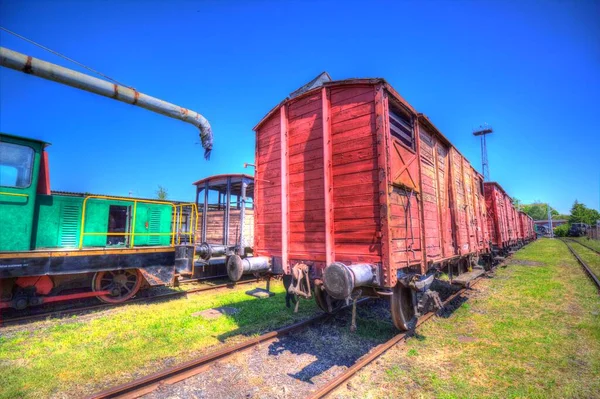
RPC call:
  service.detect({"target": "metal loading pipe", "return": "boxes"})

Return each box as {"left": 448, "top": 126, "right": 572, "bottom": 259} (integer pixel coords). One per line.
{"left": 323, "top": 262, "right": 376, "bottom": 299}
{"left": 0, "top": 46, "right": 213, "bottom": 159}
{"left": 226, "top": 256, "right": 270, "bottom": 282}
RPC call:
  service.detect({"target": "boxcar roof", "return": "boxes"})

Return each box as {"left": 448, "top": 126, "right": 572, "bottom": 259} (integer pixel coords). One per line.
{"left": 1, "top": 132, "right": 51, "bottom": 147}
{"left": 253, "top": 76, "right": 418, "bottom": 131}
{"left": 484, "top": 181, "right": 510, "bottom": 197}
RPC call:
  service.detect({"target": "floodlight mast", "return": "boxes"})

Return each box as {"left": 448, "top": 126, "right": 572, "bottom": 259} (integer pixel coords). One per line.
{"left": 473, "top": 125, "right": 493, "bottom": 181}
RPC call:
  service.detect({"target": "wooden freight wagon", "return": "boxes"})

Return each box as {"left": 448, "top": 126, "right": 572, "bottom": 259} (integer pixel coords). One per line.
{"left": 230, "top": 74, "right": 493, "bottom": 330}
{"left": 189, "top": 174, "right": 254, "bottom": 281}
{"left": 518, "top": 211, "right": 529, "bottom": 244}
{"left": 484, "top": 182, "right": 520, "bottom": 255}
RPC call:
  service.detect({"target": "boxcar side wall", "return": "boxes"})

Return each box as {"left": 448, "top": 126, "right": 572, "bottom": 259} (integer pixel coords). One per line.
{"left": 254, "top": 111, "right": 283, "bottom": 261}
{"left": 384, "top": 90, "right": 424, "bottom": 281}
{"left": 331, "top": 85, "right": 380, "bottom": 266}
{"left": 255, "top": 85, "right": 383, "bottom": 276}
{"left": 287, "top": 90, "right": 325, "bottom": 262}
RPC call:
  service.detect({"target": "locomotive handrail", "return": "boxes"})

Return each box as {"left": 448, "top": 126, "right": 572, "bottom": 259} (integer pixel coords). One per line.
{"left": 78, "top": 195, "right": 177, "bottom": 249}
{"left": 175, "top": 202, "right": 198, "bottom": 245}
{"left": 0, "top": 191, "right": 28, "bottom": 197}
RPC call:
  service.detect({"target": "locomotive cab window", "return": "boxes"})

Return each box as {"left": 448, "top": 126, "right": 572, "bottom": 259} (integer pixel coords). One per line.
{"left": 388, "top": 104, "right": 414, "bottom": 149}
{"left": 107, "top": 205, "right": 131, "bottom": 246}
{"left": 0, "top": 142, "right": 35, "bottom": 188}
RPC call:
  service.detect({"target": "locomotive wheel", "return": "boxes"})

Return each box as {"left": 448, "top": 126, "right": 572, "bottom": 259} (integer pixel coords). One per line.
{"left": 93, "top": 269, "right": 142, "bottom": 304}
{"left": 390, "top": 282, "right": 416, "bottom": 331}
{"left": 314, "top": 283, "right": 345, "bottom": 314}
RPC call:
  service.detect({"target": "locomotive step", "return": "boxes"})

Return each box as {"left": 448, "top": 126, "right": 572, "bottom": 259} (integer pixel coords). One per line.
{"left": 452, "top": 269, "right": 485, "bottom": 287}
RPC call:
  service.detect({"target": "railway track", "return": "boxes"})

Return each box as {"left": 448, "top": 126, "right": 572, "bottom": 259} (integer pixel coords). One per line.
{"left": 0, "top": 278, "right": 260, "bottom": 327}
{"left": 306, "top": 270, "right": 488, "bottom": 399}
{"left": 566, "top": 238, "right": 600, "bottom": 256}
{"left": 560, "top": 239, "right": 600, "bottom": 292}
{"left": 87, "top": 267, "right": 496, "bottom": 399}
{"left": 89, "top": 312, "right": 334, "bottom": 399}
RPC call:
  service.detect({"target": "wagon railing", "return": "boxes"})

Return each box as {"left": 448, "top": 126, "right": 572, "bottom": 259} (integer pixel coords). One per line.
{"left": 78, "top": 195, "right": 177, "bottom": 249}
{"left": 174, "top": 202, "right": 198, "bottom": 245}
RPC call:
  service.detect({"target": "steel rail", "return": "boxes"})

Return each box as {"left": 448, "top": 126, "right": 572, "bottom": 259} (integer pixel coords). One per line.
{"left": 0, "top": 278, "right": 259, "bottom": 327}
{"left": 88, "top": 312, "right": 333, "bottom": 399}
{"left": 88, "top": 297, "right": 369, "bottom": 399}
{"left": 566, "top": 238, "right": 600, "bottom": 256}
{"left": 307, "top": 271, "right": 490, "bottom": 399}
{"left": 561, "top": 239, "right": 600, "bottom": 292}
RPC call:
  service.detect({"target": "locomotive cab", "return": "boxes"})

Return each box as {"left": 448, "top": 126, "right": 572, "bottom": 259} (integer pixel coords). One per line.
{"left": 0, "top": 134, "right": 48, "bottom": 252}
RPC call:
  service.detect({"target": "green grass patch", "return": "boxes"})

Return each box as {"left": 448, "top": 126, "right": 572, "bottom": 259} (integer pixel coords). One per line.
{"left": 0, "top": 282, "right": 318, "bottom": 398}
{"left": 568, "top": 239, "right": 600, "bottom": 278}
{"left": 573, "top": 236, "right": 600, "bottom": 253}
{"left": 337, "top": 238, "right": 600, "bottom": 398}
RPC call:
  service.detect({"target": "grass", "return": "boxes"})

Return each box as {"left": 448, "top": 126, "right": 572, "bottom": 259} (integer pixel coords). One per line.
{"left": 334, "top": 238, "right": 600, "bottom": 398}
{"left": 0, "top": 282, "right": 318, "bottom": 399}
{"left": 572, "top": 236, "right": 600, "bottom": 253}
{"left": 568, "top": 239, "right": 600, "bottom": 278}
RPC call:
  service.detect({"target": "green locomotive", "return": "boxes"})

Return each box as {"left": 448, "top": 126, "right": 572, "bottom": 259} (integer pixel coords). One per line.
{"left": 0, "top": 133, "right": 196, "bottom": 309}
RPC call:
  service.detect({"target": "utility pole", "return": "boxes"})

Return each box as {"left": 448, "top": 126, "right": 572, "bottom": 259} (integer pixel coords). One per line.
{"left": 547, "top": 203, "right": 553, "bottom": 238}
{"left": 473, "top": 125, "right": 494, "bottom": 181}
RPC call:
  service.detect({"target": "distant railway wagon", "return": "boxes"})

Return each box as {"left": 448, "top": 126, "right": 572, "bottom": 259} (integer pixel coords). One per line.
{"left": 569, "top": 223, "right": 589, "bottom": 237}
{"left": 188, "top": 174, "right": 254, "bottom": 281}
{"left": 227, "top": 74, "right": 500, "bottom": 330}
{"left": 0, "top": 133, "right": 254, "bottom": 310}
{"left": 484, "top": 182, "right": 513, "bottom": 254}
{"left": 518, "top": 211, "right": 536, "bottom": 242}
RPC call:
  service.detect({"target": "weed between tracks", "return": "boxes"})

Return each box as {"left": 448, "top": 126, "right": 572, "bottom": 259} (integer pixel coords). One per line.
{"left": 0, "top": 282, "right": 318, "bottom": 399}
{"left": 569, "top": 239, "right": 600, "bottom": 278}
{"left": 333, "top": 238, "right": 600, "bottom": 399}
{"left": 572, "top": 236, "right": 600, "bottom": 253}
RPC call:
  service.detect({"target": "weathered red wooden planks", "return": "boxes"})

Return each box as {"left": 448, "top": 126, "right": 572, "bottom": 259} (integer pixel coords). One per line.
{"left": 253, "top": 78, "right": 527, "bottom": 290}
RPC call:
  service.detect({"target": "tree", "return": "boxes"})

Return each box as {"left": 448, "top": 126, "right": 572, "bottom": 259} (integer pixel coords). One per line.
{"left": 522, "top": 202, "right": 557, "bottom": 221}
{"left": 156, "top": 185, "right": 168, "bottom": 200}
{"left": 569, "top": 200, "right": 600, "bottom": 225}
{"left": 512, "top": 197, "right": 521, "bottom": 209}
{"left": 554, "top": 224, "right": 569, "bottom": 237}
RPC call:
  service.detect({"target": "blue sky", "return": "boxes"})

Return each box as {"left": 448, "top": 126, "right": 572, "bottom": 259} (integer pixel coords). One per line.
{"left": 1, "top": 0, "right": 598, "bottom": 214}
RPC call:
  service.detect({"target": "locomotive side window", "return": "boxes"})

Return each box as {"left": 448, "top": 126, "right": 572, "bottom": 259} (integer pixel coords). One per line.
{"left": 107, "top": 205, "right": 131, "bottom": 246}
{"left": 389, "top": 105, "right": 414, "bottom": 149}
{"left": 0, "top": 142, "right": 35, "bottom": 188}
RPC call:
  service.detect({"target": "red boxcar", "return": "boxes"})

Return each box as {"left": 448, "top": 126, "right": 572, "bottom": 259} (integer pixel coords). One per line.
{"left": 484, "top": 182, "right": 510, "bottom": 252}
{"left": 525, "top": 213, "right": 536, "bottom": 241}
{"left": 232, "top": 75, "right": 493, "bottom": 330}
{"left": 484, "top": 182, "right": 528, "bottom": 255}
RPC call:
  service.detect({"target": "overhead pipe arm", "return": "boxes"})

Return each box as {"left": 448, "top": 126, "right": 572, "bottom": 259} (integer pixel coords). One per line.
{"left": 0, "top": 46, "right": 213, "bottom": 159}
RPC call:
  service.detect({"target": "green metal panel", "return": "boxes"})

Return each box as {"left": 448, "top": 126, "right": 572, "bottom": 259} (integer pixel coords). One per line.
{"left": 33, "top": 195, "right": 83, "bottom": 249}
{"left": 131, "top": 203, "right": 173, "bottom": 246}
{"left": 0, "top": 134, "right": 44, "bottom": 252}
{"left": 34, "top": 195, "right": 173, "bottom": 249}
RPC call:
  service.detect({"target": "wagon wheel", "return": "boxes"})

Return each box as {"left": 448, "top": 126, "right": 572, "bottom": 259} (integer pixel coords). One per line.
{"left": 390, "top": 282, "right": 416, "bottom": 331}
{"left": 314, "top": 283, "right": 345, "bottom": 314}
{"left": 93, "top": 269, "right": 142, "bottom": 304}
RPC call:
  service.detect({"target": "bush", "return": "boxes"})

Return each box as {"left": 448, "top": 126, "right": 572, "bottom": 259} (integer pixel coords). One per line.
{"left": 554, "top": 224, "right": 570, "bottom": 237}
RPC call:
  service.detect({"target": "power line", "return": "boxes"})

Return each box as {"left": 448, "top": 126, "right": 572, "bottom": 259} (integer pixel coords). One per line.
{"left": 0, "top": 26, "right": 132, "bottom": 89}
